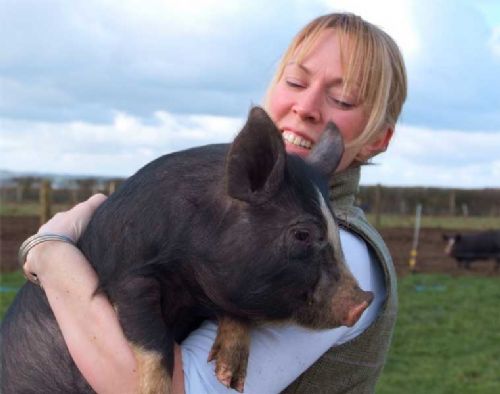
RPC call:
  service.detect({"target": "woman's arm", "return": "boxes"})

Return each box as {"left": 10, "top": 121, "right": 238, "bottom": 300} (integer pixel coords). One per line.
{"left": 29, "top": 241, "right": 140, "bottom": 394}
{"left": 23, "top": 195, "right": 185, "bottom": 394}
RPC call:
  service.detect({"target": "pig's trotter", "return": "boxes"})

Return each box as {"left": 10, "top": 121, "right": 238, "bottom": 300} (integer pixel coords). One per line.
{"left": 208, "top": 317, "right": 251, "bottom": 393}
{"left": 209, "top": 337, "right": 248, "bottom": 393}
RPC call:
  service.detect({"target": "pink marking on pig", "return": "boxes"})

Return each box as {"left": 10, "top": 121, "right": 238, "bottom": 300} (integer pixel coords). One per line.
{"left": 444, "top": 238, "right": 455, "bottom": 255}
{"left": 316, "top": 189, "right": 374, "bottom": 328}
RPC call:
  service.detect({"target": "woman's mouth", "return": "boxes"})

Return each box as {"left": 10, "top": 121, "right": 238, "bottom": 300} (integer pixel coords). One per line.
{"left": 282, "top": 130, "right": 313, "bottom": 150}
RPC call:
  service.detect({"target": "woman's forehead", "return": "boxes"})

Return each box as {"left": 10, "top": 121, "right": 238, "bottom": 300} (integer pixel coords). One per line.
{"left": 291, "top": 29, "right": 363, "bottom": 82}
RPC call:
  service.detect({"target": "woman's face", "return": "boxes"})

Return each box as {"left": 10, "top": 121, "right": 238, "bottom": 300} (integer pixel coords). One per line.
{"left": 268, "top": 29, "right": 381, "bottom": 171}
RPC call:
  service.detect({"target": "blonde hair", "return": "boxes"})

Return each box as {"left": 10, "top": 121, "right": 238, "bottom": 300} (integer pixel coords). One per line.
{"left": 265, "top": 13, "right": 407, "bottom": 151}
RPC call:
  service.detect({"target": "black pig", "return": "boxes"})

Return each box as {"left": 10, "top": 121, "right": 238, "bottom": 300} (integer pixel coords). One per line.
{"left": 1, "top": 107, "right": 373, "bottom": 394}
{"left": 443, "top": 230, "right": 500, "bottom": 270}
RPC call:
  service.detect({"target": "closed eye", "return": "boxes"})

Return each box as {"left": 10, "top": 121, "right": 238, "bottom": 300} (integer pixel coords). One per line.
{"left": 286, "top": 79, "right": 305, "bottom": 89}
{"left": 330, "top": 97, "right": 354, "bottom": 110}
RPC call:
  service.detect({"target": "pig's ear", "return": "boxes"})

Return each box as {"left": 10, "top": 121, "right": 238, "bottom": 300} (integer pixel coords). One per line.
{"left": 305, "top": 121, "right": 344, "bottom": 176}
{"left": 226, "top": 106, "right": 285, "bottom": 204}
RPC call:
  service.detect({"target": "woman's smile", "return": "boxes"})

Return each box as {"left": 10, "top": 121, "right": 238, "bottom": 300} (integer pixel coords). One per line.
{"left": 282, "top": 128, "right": 314, "bottom": 156}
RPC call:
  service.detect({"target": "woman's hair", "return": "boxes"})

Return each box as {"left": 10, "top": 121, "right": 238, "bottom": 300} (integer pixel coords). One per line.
{"left": 265, "top": 13, "right": 407, "bottom": 150}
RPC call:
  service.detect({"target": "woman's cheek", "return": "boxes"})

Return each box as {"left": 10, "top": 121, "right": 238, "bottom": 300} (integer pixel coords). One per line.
{"left": 267, "top": 85, "right": 291, "bottom": 120}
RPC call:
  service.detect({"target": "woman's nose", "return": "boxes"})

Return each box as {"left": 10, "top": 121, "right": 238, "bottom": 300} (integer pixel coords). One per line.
{"left": 292, "top": 89, "right": 322, "bottom": 123}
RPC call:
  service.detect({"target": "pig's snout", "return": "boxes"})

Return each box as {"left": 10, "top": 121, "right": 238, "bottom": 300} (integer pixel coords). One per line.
{"left": 340, "top": 290, "right": 374, "bottom": 327}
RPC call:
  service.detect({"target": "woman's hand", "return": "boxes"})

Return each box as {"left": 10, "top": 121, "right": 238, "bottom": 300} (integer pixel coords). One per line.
{"left": 38, "top": 193, "right": 107, "bottom": 241}
{"left": 23, "top": 193, "right": 107, "bottom": 284}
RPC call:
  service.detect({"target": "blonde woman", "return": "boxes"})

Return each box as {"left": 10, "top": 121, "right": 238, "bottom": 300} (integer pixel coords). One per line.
{"left": 21, "top": 13, "right": 406, "bottom": 394}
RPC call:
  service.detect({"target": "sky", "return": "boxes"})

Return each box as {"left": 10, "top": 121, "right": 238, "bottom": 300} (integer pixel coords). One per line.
{"left": 1, "top": 0, "right": 499, "bottom": 188}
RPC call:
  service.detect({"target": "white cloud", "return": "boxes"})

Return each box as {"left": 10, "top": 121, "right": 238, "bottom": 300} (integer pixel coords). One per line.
{"left": 362, "top": 124, "right": 500, "bottom": 187}
{"left": 94, "top": 0, "right": 241, "bottom": 36}
{"left": 321, "top": 0, "right": 420, "bottom": 59}
{"left": 490, "top": 26, "right": 500, "bottom": 57}
{"left": 2, "top": 113, "right": 499, "bottom": 188}
{"left": 2, "top": 0, "right": 498, "bottom": 129}
{"left": 0, "top": 112, "right": 242, "bottom": 177}
{"left": 1, "top": 0, "right": 499, "bottom": 187}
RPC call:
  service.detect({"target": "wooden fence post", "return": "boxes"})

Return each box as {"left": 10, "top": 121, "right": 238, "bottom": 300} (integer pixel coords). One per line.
{"left": 408, "top": 203, "right": 422, "bottom": 273}
{"left": 108, "top": 181, "right": 117, "bottom": 195}
{"left": 40, "top": 179, "right": 52, "bottom": 225}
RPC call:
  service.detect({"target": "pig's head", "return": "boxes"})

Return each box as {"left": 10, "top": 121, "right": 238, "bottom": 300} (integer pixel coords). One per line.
{"left": 196, "top": 106, "right": 373, "bottom": 329}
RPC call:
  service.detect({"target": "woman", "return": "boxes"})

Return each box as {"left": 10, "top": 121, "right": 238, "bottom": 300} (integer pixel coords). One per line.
{"left": 22, "top": 12, "right": 407, "bottom": 394}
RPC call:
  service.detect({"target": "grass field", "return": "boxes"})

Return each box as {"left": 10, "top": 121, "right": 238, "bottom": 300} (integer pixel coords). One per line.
{"left": 1, "top": 271, "right": 499, "bottom": 393}
{"left": 377, "top": 274, "right": 500, "bottom": 394}
{"left": 0, "top": 270, "right": 25, "bottom": 318}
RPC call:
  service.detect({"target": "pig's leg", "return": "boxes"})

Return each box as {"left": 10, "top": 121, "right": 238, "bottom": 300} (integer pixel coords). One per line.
{"left": 131, "top": 345, "right": 172, "bottom": 394}
{"left": 208, "top": 316, "right": 251, "bottom": 393}
{"left": 109, "top": 276, "right": 174, "bottom": 394}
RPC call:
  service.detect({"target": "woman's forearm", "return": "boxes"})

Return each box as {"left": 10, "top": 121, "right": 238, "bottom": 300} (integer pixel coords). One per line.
{"left": 30, "top": 241, "right": 186, "bottom": 394}
{"left": 31, "top": 241, "right": 140, "bottom": 394}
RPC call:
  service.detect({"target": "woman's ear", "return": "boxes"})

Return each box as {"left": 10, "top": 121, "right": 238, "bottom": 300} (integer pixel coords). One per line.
{"left": 358, "top": 126, "right": 394, "bottom": 161}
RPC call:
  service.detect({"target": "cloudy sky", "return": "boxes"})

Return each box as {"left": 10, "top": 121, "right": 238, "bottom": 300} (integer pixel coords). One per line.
{"left": 1, "top": 0, "right": 499, "bottom": 187}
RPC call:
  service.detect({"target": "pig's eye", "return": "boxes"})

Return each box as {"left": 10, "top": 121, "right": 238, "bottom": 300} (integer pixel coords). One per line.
{"left": 287, "top": 222, "right": 321, "bottom": 259}
{"left": 293, "top": 229, "right": 310, "bottom": 243}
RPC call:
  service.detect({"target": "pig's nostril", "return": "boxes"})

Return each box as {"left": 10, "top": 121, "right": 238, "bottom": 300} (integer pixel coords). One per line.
{"left": 341, "top": 300, "right": 371, "bottom": 327}
{"left": 364, "top": 291, "right": 374, "bottom": 305}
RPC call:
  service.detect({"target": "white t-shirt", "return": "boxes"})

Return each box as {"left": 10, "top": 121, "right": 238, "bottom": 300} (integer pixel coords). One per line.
{"left": 181, "top": 229, "right": 386, "bottom": 394}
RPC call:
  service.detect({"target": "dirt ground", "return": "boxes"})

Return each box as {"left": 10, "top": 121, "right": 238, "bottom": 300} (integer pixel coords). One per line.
{"left": 1, "top": 216, "right": 41, "bottom": 272}
{"left": 1, "top": 216, "right": 499, "bottom": 277}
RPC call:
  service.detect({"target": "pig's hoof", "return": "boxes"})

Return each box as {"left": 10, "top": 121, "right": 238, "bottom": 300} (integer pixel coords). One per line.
{"left": 208, "top": 340, "right": 248, "bottom": 392}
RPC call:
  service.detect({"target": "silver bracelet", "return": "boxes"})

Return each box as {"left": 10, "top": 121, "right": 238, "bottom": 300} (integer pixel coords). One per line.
{"left": 18, "top": 233, "right": 75, "bottom": 269}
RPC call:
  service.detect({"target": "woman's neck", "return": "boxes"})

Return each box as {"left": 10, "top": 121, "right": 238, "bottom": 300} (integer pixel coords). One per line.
{"left": 329, "top": 166, "right": 361, "bottom": 209}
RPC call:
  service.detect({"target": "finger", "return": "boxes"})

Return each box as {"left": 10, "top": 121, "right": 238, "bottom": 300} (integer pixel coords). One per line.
{"left": 71, "top": 194, "right": 108, "bottom": 239}
{"left": 38, "top": 194, "right": 108, "bottom": 241}
{"left": 86, "top": 193, "right": 108, "bottom": 210}
{"left": 72, "top": 193, "right": 107, "bottom": 216}
{"left": 38, "top": 212, "right": 67, "bottom": 234}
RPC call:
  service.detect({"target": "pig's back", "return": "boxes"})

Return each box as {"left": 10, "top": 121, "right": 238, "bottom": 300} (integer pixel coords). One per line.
{"left": 78, "top": 143, "right": 230, "bottom": 279}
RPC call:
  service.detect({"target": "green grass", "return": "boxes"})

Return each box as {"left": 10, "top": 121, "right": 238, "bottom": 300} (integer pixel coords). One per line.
{"left": 377, "top": 274, "right": 500, "bottom": 394}
{"left": 0, "top": 270, "right": 26, "bottom": 318}
{"left": 1, "top": 272, "right": 499, "bottom": 393}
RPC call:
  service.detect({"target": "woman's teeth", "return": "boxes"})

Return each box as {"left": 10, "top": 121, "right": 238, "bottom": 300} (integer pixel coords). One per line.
{"left": 282, "top": 131, "right": 312, "bottom": 149}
